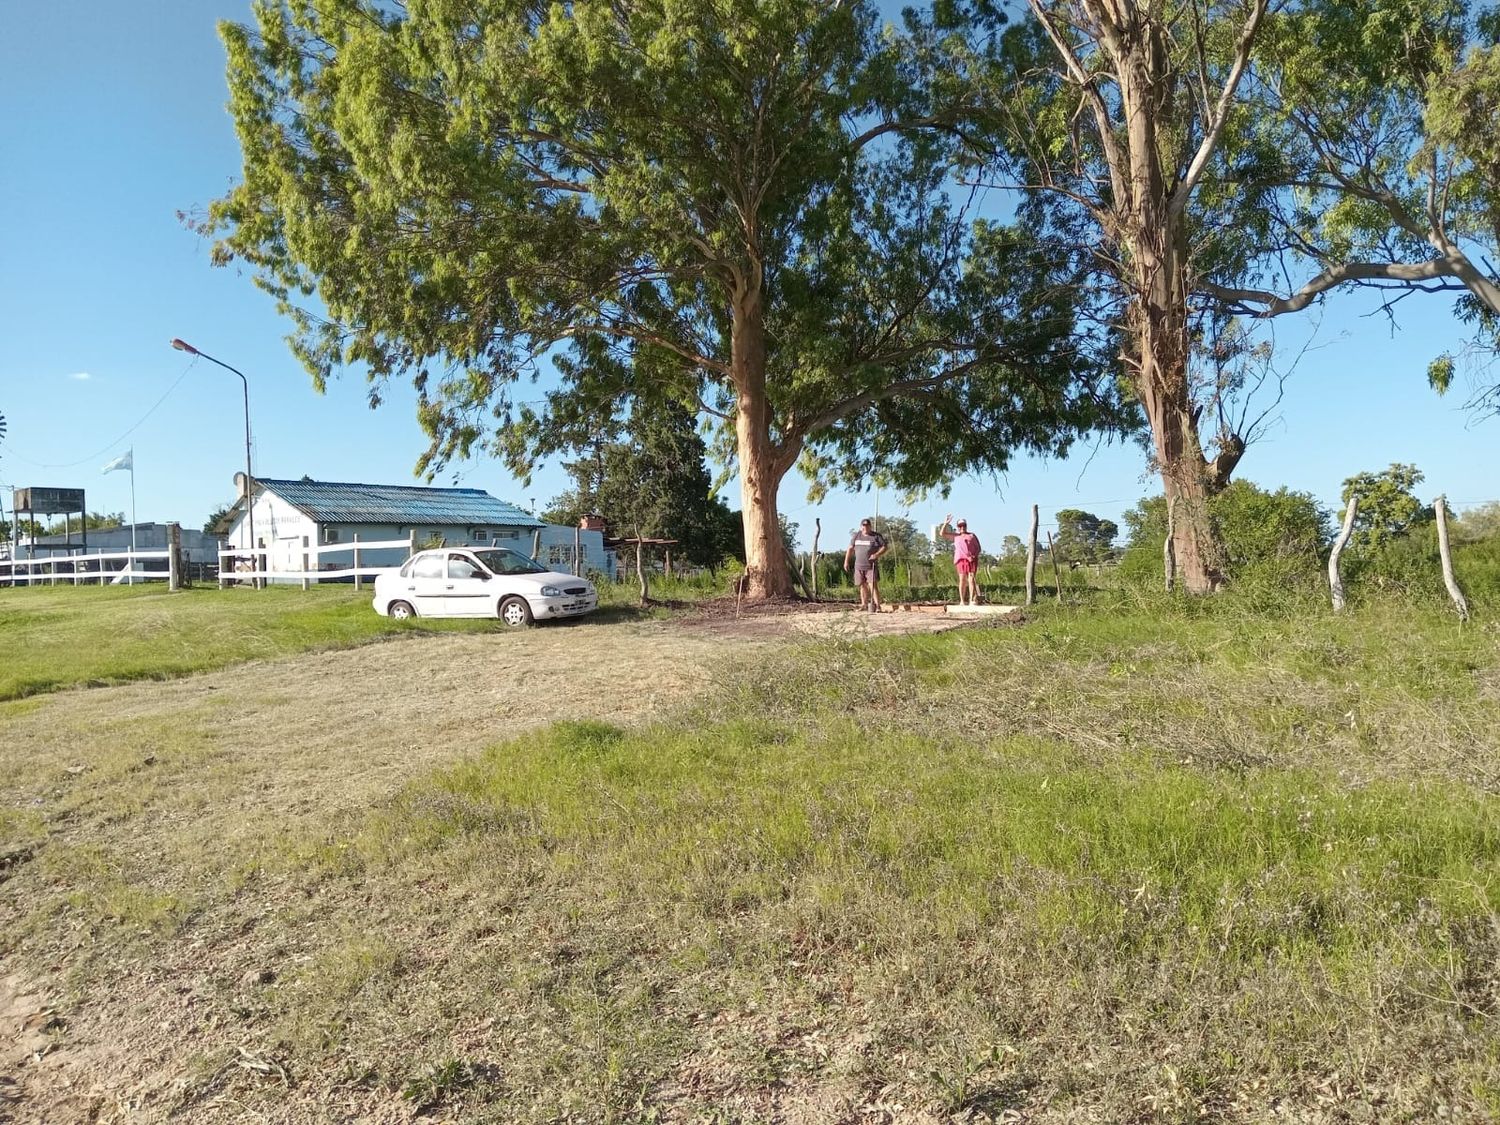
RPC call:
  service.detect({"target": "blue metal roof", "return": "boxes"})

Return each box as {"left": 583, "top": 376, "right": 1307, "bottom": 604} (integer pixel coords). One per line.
{"left": 259, "top": 478, "right": 543, "bottom": 528}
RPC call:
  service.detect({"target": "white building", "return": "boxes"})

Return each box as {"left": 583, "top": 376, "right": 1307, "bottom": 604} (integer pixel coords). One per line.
{"left": 216, "top": 477, "right": 615, "bottom": 580}
{"left": 20, "top": 522, "right": 221, "bottom": 565}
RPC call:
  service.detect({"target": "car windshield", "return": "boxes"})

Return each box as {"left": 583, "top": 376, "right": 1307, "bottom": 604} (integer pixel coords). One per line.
{"left": 472, "top": 548, "right": 547, "bottom": 576}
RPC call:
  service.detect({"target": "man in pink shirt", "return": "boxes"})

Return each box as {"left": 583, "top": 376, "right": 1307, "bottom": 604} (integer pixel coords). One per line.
{"left": 939, "top": 514, "right": 982, "bottom": 606}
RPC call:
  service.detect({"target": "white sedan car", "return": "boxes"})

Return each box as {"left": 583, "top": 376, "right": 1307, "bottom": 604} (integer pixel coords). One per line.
{"left": 373, "top": 547, "right": 598, "bottom": 626}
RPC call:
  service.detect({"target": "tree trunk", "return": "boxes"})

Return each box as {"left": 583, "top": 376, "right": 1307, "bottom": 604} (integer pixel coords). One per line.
{"left": 1433, "top": 496, "right": 1470, "bottom": 623}
{"left": 731, "top": 285, "right": 793, "bottom": 599}
{"left": 1109, "top": 12, "right": 1236, "bottom": 594}
{"left": 1128, "top": 210, "right": 1228, "bottom": 594}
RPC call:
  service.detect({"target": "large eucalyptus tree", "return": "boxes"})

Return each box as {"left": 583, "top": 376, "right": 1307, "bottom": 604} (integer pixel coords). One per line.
{"left": 207, "top": 0, "right": 1119, "bottom": 597}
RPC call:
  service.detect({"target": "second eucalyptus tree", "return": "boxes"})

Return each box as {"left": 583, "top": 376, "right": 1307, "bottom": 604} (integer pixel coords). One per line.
{"left": 949, "top": 0, "right": 1274, "bottom": 592}
{"left": 207, "top": 0, "right": 1118, "bottom": 598}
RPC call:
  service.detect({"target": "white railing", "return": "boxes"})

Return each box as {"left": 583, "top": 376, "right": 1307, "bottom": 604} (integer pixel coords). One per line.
{"left": 216, "top": 534, "right": 414, "bottom": 588}
{"left": 1, "top": 549, "right": 173, "bottom": 586}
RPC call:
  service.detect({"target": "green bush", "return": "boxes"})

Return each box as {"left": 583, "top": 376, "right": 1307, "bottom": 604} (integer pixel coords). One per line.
{"left": 1121, "top": 481, "right": 1330, "bottom": 593}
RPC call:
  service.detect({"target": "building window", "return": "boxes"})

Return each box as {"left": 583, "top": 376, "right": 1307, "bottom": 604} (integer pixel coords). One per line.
{"left": 321, "top": 527, "right": 341, "bottom": 545}
{"left": 470, "top": 528, "right": 489, "bottom": 542}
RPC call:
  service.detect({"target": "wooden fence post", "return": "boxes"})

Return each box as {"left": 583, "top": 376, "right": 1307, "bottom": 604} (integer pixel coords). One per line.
{"left": 574, "top": 525, "right": 582, "bottom": 576}
{"left": 353, "top": 532, "right": 362, "bottom": 591}
{"left": 811, "top": 517, "right": 821, "bottom": 599}
{"left": 1163, "top": 498, "right": 1175, "bottom": 593}
{"left": 1025, "top": 504, "right": 1039, "bottom": 607}
{"left": 636, "top": 536, "right": 648, "bottom": 606}
{"left": 1434, "top": 495, "right": 1471, "bottom": 623}
{"left": 301, "top": 536, "right": 311, "bottom": 591}
{"left": 532, "top": 527, "right": 541, "bottom": 562}
{"left": 1328, "top": 495, "right": 1358, "bottom": 613}
{"left": 168, "top": 522, "right": 182, "bottom": 591}
{"left": 1046, "top": 531, "right": 1063, "bottom": 603}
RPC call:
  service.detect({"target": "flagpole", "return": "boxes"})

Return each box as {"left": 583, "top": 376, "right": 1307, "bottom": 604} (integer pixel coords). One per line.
{"left": 129, "top": 448, "right": 137, "bottom": 586}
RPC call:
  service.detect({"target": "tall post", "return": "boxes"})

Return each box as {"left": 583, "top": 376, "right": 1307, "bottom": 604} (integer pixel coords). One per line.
{"left": 167, "top": 522, "right": 182, "bottom": 591}
{"left": 574, "top": 525, "right": 582, "bottom": 576}
{"left": 301, "top": 535, "right": 311, "bottom": 591}
{"left": 810, "top": 518, "right": 821, "bottom": 600}
{"left": 1433, "top": 496, "right": 1471, "bottom": 623}
{"left": 353, "top": 532, "right": 362, "bottom": 591}
{"left": 636, "top": 536, "right": 648, "bottom": 606}
{"left": 169, "top": 342, "right": 256, "bottom": 588}
{"left": 1025, "top": 504, "right": 1039, "bottom": 607}
{"left": 128, "top": 449, "right": 138, "bottom": 586}
{"left": 1163, "top": 498, "right": 1176, "bottom": 593}
{"left": 1328, "top": 495, "right": 1358, "bottom": 613}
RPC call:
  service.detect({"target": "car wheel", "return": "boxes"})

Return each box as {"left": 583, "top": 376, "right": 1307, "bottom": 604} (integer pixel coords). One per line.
{"left": 498, "top": 596, "right": 533, "bottom": 628}
{"left": 388, "top": 600, "right": 416, "bottom": 620}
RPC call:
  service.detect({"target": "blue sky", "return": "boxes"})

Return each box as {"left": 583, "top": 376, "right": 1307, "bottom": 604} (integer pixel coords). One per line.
{"left": 2, "top": 2, "right": 1496, "bottom": 554}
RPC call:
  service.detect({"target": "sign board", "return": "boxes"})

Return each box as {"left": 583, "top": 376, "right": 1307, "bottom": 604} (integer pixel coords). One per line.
{"left": 13, "top": 487, "right": 87, "bottom": 515}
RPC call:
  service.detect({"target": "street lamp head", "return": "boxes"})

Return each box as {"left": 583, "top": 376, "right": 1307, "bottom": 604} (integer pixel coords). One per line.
{"left": 169, "top": 338, "right": 200, "bottom": 355}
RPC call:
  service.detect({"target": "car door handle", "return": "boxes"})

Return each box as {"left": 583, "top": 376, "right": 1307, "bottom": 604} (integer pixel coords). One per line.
{"left": 445, "top": 584, "right": 454, "bottom": 589}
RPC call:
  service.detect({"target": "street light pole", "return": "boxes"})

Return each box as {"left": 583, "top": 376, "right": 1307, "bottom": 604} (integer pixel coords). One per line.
{"left": 170, "top": 339, "right": 257, "bottom": 587}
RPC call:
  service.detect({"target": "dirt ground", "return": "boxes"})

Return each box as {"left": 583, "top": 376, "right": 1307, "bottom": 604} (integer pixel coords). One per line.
{"left": 0, "top": 605, "right": 981, "bottom": 1123}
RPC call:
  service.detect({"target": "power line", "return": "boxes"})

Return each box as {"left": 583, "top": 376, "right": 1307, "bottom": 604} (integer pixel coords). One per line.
{"left": 3, "top": 357, "right": 199, "bottom": 471}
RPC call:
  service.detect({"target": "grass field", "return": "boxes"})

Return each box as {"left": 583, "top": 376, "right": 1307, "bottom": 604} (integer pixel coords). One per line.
{"left": 0, "top": 584, "right": 1496, "bottom": 1121}
{"left": 0, "top": 584, "right": 655, "bottom": 701}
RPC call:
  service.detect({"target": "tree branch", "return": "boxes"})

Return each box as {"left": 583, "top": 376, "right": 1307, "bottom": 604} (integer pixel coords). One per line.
{"left": 1027, "top": 0, "right": 1129, "bottom": 211}
{"left": 1170, "top": 0, "right": 1267, "bottom": 219}
{"left": 1199, "top": 258, "right": 1469, "bottom": 317}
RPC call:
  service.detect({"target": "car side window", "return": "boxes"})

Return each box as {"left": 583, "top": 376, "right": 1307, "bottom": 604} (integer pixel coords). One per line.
{"left": 448, "top": 554, "right": 480, "bottom": 580}
{"left": 411, "top": 554, "right": 444, "bottom": 580}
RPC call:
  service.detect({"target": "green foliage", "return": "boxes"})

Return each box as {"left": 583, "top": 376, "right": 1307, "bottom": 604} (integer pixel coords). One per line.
{"left": 544, "top": 403, "right": 742, "bottom": 569}
{"left": 40, "top": 511, "right": 123, "bottom": 536}
{"left": 202, "top": 504, "right": 234, "bottom": 537}
{"left": 1341, "top": 463, "right": 1430, "bottom": 554}
{"left": 1121, "top": 481, "right": 1330, "bottom": 588}
{"left": 1052, "top": 509, "right": 1117, "bottom": 565}
{"left": 1454, "top": 499, "right": 1500, "bottom": 542}
{"left": 870, "top": 515, "right": 933, "bottom": 563}
{"left": 1251, "top": 1, "right": 1500, "bottom": 385}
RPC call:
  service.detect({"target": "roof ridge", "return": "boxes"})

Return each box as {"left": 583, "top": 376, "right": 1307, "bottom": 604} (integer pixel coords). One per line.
{"left": 257, "top": 477, "right": 487, "bottom": 494}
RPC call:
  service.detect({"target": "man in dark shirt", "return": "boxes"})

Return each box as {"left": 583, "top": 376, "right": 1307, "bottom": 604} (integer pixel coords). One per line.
{"left": 843, "top": 518, "right": 889, "bottom": 613}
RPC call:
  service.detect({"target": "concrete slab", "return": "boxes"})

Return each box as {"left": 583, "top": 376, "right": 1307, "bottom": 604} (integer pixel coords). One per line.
{"left": 943, "top": 604, "right": 1021, "bottom": 615}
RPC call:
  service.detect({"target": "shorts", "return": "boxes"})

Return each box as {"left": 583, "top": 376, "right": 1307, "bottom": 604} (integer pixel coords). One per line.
{"left": 854, "top": 565, "right": 877, "bottom": 585}
{"left": 955, "top": 558, "right": 978, "bottom": 576}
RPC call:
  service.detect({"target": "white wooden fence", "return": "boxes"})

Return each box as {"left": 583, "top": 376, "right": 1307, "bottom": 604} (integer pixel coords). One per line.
{"left": 216, "top": 534, "right": 415, "bottom": 589}
{"left": 1, "top": 549, "right": 173, "bottom": 586}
